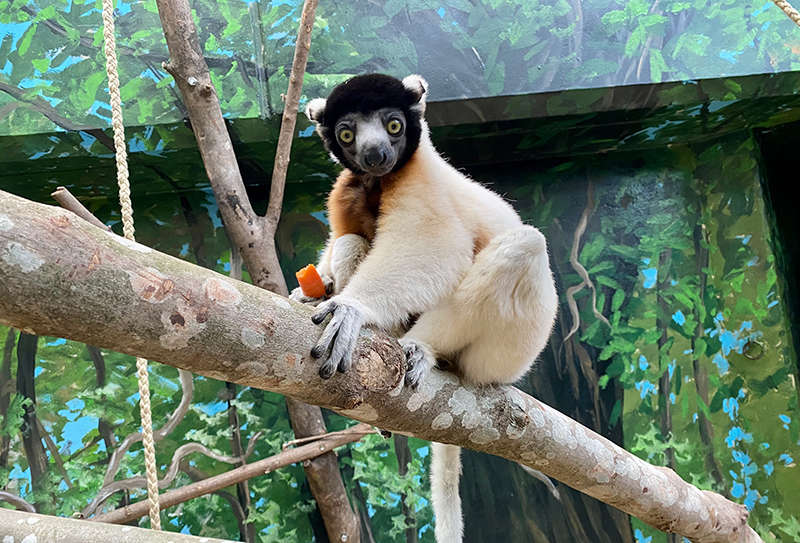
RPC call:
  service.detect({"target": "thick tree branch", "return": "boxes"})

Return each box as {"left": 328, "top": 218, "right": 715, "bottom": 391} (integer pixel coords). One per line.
{"left": 0, "top": 508, "right": 237, "bottom": 543}
{"left": 0, "top": 190, "right": 762, "bottom": 543}
{"left": 153, "top": 0, "right": 274, "bottom": 293}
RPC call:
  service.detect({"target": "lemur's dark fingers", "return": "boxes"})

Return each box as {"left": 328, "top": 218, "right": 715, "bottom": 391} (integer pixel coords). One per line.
{"left": 311, "top": 311, "right": 342, "bottom": 360}
{"left": 317, "top": 316, "right": 342, "bottom": 379}
{"left": 334, "top": 308, "right": 363, "bottom": 374}
{"left": 319, "top": 356, "right": 338, "bottom": 380}
{"left": 311, "top": 300, "right": 337, "bottom": 325}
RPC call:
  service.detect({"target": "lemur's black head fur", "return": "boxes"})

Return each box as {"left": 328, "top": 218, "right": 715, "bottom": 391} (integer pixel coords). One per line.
{"left": 306, "top": 73, "right": 428, "bottom": 176}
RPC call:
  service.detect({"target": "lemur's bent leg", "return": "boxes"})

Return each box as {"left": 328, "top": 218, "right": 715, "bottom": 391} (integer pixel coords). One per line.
{"left": 402, "top": 225, "right": 557, "bottom": 386}
{"left": 405, "top": 226, "right": 556, "bottom": 543}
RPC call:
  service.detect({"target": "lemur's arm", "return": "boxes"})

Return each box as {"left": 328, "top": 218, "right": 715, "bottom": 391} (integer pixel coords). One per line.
{"left": 311, "top": 206, "right": 473, "bottom": 377}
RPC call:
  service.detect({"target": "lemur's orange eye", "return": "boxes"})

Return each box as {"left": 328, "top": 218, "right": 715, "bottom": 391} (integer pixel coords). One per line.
{"left": 386, "top": 119, "right": 403, "bottom": 135}
{"left": 338, "top": 129, "right": 354, "bottom": 144}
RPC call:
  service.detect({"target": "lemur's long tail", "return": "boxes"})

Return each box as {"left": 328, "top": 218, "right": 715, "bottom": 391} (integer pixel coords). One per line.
{"left": 431, "top": 442, "right": 463, "bottom": 542}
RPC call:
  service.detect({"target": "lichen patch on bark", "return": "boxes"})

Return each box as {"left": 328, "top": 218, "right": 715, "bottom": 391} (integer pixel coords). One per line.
{"left": 203, "top": 277, "right": 242, "bottom": 307}
{"left": 241, "top": 327, "right": 266, "bottom": 349}
{"left": 407, "top": 371, "right": 455, "bottom": 412}
{"left": 431, "top": 412, "right": 453, "bottom": 430}
{"left": 2, "top": 242, "right": 44, "bottom": 273}
{"left": 0, "top": 213, "right": 13, "bottom": 231}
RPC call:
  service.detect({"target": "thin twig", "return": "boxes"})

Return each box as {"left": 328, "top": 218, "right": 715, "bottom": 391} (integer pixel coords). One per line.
{"left": 264, "top": 0, "right": 319, "bottom": 233}
{"left": 181, "top": 461, "right": 249, "bottom": 537}
{"left": 35, "top": 418, "right": 73, "bottom": 489}
{"left": 0, "top": 491, "right": 36, "bottom": 512}
{"left": 563, "top": 180, "right": 610, "bottom": 344}
{"left": 90, "top": 423, "right": 373, "bottom": 525}
{"left": 83, "top": 436, "right": 261, "bottom": 516}
{"left": 282, "top": 426, "right": 380, "bottom": 451}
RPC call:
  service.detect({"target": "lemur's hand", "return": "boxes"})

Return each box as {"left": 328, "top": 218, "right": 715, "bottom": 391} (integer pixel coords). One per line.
{"left": 310, "top": 296, "right": 365, "bottom": 379}
{"left": 289, "top": 274, "right": 334, "bottom": 306}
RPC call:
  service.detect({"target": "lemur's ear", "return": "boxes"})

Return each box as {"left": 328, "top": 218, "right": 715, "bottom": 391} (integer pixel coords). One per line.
{"left": 402, "top": 75, "right": 428, "bottom": 114}
{"left": 306, "top": 98, "right": 327, "bottom": 123}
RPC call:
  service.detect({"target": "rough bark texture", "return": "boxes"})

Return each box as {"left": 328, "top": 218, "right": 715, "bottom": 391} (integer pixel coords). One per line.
{"left": 0, "top": 508, "right": 238, "bottom": 543}
{"left": 0, "top": 190, "right": 763, "bottom": 543}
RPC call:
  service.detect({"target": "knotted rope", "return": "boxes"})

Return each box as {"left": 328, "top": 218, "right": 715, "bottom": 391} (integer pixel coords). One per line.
{"left": 99, "top": 0, "right": 161, "bottom": 529}
{"left": 773, "top": 0, "right": 800, "bottom": 27}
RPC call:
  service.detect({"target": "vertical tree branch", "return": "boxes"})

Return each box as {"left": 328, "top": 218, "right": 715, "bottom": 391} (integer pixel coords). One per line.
{"left": 224, "top": 382, "right": 255, "bottom": 543}
{"left": 152, "top": 1, "right": 359, "bottom": 540}
{"left": 656, "top": 249, "right": 676, "bottom": 471}
{"left": 656, "top": 249, "right": 678, "bottom": 543}
{"left": 16, "top": 334, "right": 48, "bottom": 499}
{"left": 86, "top": 346, "right": 119, "bottom": 456}
{"left": 0, "top": 328, "right": 17, "bottom": 471}
{"left": 394, "top": 435, "right": 418, "bottom": 543}
{"left": 263, "top": 0, "right": 317, "bottom": 234}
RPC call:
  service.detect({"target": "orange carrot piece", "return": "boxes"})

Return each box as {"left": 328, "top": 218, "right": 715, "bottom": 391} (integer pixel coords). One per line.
{"left": 295, "top": 264, "right": 326, "bottom": 298}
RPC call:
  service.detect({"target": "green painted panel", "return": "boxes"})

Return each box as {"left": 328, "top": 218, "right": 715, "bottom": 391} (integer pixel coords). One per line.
{"left": 2, "top": 0, "right": 800, "bottom": 137}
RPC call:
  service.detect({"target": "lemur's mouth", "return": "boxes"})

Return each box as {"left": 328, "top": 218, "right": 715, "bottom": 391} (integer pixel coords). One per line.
{"left": 362, "top": 163, "right": 395, "bottom": 176}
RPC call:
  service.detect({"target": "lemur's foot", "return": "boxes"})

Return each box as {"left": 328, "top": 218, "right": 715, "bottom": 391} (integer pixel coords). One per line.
{"left": 399, "top": 338, "right": 434, "bottom": 388}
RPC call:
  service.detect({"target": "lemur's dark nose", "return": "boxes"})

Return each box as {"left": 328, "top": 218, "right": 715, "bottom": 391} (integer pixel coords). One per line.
{"left": 364, "top": 147, "right": 387, "bottom": 168}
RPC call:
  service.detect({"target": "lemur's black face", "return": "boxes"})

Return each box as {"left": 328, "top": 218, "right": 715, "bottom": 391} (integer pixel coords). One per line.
{"left": 305, "top": 73, "right": 427, "bottom": 176}
{"left": 333, "top": 108, "right": 408, "bottom": 176}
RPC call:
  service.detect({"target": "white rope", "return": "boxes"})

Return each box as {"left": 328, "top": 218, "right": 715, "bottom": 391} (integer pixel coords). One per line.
{"left": 773, "top": 0, "right": 800, "bottom": 28}
{"left": 99, "top": 0, "right": 161, "bottom": 529}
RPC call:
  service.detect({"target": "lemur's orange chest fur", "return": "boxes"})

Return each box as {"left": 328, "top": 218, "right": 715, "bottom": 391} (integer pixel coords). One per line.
{"left": 326, "top": 160, "right": 488, "bottom": 256}
{"left": 327, "top": 170, "right": 387, "bottom": 242}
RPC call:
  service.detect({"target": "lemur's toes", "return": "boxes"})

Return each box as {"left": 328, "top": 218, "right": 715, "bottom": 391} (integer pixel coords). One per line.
{"left": 400, "top": 339, "right": 432, "bottom": 388}
{"left": 319, "top": 360, "right": 337, "bottom": 380}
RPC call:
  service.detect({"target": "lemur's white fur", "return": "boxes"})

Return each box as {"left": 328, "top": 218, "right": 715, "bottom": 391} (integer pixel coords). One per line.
{"left": 295, "top": 75, "right": 558, "bottom": 543}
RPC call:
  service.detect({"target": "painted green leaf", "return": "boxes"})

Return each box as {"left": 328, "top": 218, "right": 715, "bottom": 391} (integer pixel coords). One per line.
{"left": 17, "top": 22, "right": 35, "bottom": 57}
{"left": 33, "top": 59, "right": 53, "bottom": 75}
